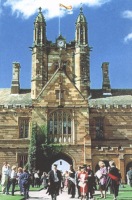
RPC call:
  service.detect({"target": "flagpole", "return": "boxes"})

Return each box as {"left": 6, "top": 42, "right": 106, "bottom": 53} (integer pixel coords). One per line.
{"left": 59, "top": 7, "right": 60, "bottom": 36}
{"left": 59, "top": 3, "right": 73, "bottom": 36}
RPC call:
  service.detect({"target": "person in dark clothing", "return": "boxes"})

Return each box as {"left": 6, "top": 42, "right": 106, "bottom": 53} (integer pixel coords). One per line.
{"left": 20, "top": 167, "right": 31, "bottom": 200}
{"left": 48, "top": 164, "right": 62, "bottom": 198}
{"left": 87, "top": 165, "right": 96, "bottom": 199}
{"left": 107, "top": 161, "right": 121, "bottom": 200}
{"left": 68, "top": 165, "right": 76, "bottom": 198}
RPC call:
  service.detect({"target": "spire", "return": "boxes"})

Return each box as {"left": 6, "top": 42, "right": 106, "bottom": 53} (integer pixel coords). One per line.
{"left": 35, "top": 7, "right": 45, "bottom": 23}
{"left": 33, "top": 7, "right": 46, "bottom": 46}
{"left": 75, "top": 6, "right": 88, "bottom": 45}
{"left": 74, "top": 8, "right": 90, "bottom": 98}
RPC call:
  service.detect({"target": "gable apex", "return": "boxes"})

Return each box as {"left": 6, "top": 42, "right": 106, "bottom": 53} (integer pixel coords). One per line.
{"left": 35, "top": 68, "right": 87, "bottom": 107}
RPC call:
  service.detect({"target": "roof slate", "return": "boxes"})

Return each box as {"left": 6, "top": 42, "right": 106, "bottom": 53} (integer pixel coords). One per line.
{"left": 0, "top": 89, "right": 32, "bottom": 106}
{"left": 0, "top": 88, "right": 132, "bottom": 107}
{"left": 89, "top": 95, "right": 132, "bottom": 107}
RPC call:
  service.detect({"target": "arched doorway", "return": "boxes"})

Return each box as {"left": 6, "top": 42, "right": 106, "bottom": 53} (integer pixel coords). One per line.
{"left": 52, "top": 160, "right": 70, "bottom": 172}
{"left": 50, "top": 152, "right": 73, "bottom": 172}
{"left": 39, "top": 152, "right": 73, "bottom": 173}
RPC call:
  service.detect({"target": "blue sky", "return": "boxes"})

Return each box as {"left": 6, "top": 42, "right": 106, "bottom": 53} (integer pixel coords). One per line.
{"left": 0, "top": 0, "right": 132, "bottom": 89}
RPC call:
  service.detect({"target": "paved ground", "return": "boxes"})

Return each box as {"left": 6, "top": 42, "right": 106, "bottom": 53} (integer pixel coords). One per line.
{"left": 28, "top": 189, "right": 73, "bottom": 199}
{"left": 26, "top": 189, "right": 100, "bottom": 200}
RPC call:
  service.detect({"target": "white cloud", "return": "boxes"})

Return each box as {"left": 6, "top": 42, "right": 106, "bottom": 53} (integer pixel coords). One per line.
{"left": 3, "top": 0, "right": 111, "bottom": 19}
{"left": 122, "top": 10, "right": 132, "bottom": 44}
{"left": 124, "top": 33, "right": 132, "bottom": 43}
{"left": 122, "top": 10, "right": 132, "bottom": 20}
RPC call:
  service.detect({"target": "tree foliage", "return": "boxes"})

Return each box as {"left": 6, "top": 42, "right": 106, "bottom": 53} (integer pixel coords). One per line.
{"left": 28, "top": 123, "right": 65, "bottom": 171}
{"left": 28, "top": 123, "right": 37, "bottom": 171}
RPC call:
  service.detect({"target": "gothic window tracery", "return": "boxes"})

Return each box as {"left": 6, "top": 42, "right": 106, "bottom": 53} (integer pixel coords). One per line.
{"left": 48, "top": 110, "right": 72, "bottom": 142}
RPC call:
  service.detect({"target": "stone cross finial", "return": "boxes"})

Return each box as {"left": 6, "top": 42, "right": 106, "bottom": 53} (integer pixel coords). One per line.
{"left": 39, "top": 7, "right": 42, "bottom": 12}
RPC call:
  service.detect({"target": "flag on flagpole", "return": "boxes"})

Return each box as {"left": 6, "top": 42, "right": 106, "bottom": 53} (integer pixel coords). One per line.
{"left": 59, "top": 3, "right": 72, "bottom": 10}
{"left": 58, "top": 3, "right": 73, "bottom": 35}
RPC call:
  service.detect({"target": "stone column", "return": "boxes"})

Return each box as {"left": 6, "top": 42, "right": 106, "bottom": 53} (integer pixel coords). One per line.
{"left": 119, "top": 154, "right": 125, "bottom": 183}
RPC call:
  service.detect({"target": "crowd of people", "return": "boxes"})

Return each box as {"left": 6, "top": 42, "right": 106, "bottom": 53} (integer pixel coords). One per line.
{"left": 0, "top": 160, "right": 131, "bottom": 200}
{"left": 46, "top": 160, "right": 122, "bottom": 200}
{"left": 1, "top": 161, "right": 31, "bottom": 199}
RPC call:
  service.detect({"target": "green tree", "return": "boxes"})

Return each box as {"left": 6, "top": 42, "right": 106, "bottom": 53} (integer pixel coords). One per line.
{"left": 28, "top": 123, "right": 37, "bottom": 171}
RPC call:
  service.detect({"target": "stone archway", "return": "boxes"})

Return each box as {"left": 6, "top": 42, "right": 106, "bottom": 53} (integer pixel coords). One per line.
{"left": 38, "top": 152, "right": 73, "bottom": 173}
{"left": 50, "top": 152, "right": 73, "bottom": 165}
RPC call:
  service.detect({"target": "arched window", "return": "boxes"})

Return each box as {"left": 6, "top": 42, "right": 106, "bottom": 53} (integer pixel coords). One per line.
{"left": 48, "top": 110, "right": 72, "bottom": 143}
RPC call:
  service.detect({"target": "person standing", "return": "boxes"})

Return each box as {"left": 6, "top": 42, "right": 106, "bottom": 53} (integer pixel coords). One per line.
{"left": 1, "top": 161, "right": 9, "bottom": 194}
{"left": 68, "top": 165, "right": 76, "bottom": 198}
{"left": 78, "top": 166, "right": 88, "bottom": 200}
{"left": 6, "top": 164, "right": 12, "bottom": 195}
{"left": 87, "top": 165, "right": 95, "bottom": 200}
{"left": 17, "top": 167, "right": 23, "bottom": 195}
{"left": 95, "top": 161, "right": 107, "bottom": 199}
{"left": 41, "top": 172, "right": 48, "bottom": 189}
{"left": 34, "top": 170, "right": 40, "bottom": 187}
{"left": 108, "top": 161, "right": 121, "bottom": 200}
{"left": 10, "top": 165, "right": 17, "bottom": 196}
{"left": 48, "top": 164, "right": 62, "bottom": 197}
{"left": 20, "top": 167, "right": 31, "bottom": 200}
{"left": 127, "top": 167, "right": 132, "bottom": 187}
{"left": 76, "top": 166, "right": 81, "bottom": 198}
{"left": 63, "top": 170, "right": 69, "bottom": 189}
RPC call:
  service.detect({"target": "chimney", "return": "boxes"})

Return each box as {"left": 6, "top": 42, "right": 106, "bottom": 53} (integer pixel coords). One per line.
{"left": 102, "top": 62, "right": 111, "bottom": 95}
{"left": 11, "top": 62, "right": 20, "bottom": 94}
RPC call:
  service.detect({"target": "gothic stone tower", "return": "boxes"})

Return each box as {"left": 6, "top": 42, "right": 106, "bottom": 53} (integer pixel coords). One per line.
{"left": 0, "top": 7, "right": 131, "bottom": 182}
{"left": 31, "top": 8, "right": 91, "bottom": 167}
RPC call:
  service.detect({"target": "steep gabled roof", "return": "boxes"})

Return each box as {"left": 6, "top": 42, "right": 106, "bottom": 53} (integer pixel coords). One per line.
{"left": 36, "top": 67, "right": 85, "bottom": 101}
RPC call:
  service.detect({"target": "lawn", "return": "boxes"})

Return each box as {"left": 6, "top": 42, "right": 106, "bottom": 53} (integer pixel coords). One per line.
{"left": 0, "top": 184, "right": 131, "bottom": 200}
{"left": 0, "top": 185, "right": 43, "bottom": 200}
{"left": 95, "top": 184, "right": 132, "bottom": 200}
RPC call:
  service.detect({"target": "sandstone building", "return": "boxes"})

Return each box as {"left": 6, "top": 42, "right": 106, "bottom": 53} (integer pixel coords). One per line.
{"left": 0, "top": 8, "right": 132, "bottom": 183}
